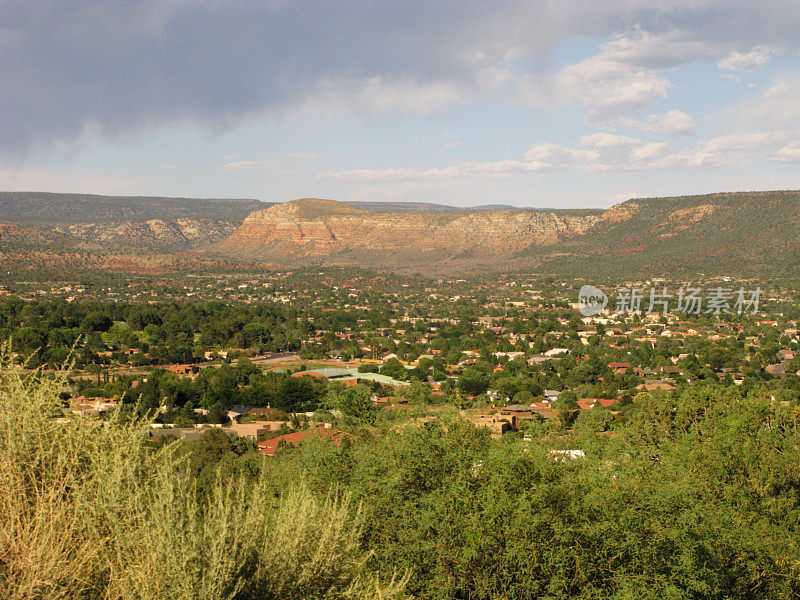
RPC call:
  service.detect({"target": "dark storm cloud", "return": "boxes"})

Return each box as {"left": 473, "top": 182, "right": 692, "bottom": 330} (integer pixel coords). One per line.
{"left": 1, "top": 1, "right": 798, "bottom": 159}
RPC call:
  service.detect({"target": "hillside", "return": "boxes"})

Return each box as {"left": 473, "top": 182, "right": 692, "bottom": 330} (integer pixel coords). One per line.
{"left": 3, "top": 190, "right": 800, "bottom": 278}
{"left": 524, "top": 190, "right": 800, "bottom": 279}
{"left": 209, "top": 191, "right": 800, "bottom": 277}
{"left": 0, "top": 192, "right": 267, "bottom": 224}
{"left": 212, "top": 198, "right": 602, "bottom": 269}
{"left": 0, "top": 192, "right": 274, "bottom": 257}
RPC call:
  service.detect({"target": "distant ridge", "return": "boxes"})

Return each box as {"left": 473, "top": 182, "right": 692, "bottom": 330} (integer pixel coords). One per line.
{"left": 523, "top": 189, "right": 800, "bottom": 278}
{"left": 212, "top": 197, "right": 602, "bottom": 269}
{"left": 343, "top": 201, "right": 525, "bottom": 213}
{"left": 4, "top": 190, "right": 800, "bottom": 278}
{"left": 0, "top": 191, "right": 269, "bottom": 224}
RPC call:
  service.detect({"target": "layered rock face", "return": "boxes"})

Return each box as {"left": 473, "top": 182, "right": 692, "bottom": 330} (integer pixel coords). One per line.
{"left": 213, "top": 198, "right": 602, "bottom": 266}
{"left": 54, "top": 218, "right": 240, "bottom": 250}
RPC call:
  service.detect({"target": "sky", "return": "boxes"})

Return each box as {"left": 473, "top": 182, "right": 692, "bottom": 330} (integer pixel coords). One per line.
{"left": 2, "top": 1, "right": 800, "bottom": 209}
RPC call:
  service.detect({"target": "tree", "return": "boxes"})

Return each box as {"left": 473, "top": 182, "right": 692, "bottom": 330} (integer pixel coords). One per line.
{"left": 81, "top": 312, "right": 113, "bottom": 333}
{"left": 325, "top": 384, "right": 376, "bottom": 425}
{"left": 556, "top": 389, "right": 578, "bottom": 409}
{"left": 457, "top": 368, "right": 490, "bottom": 397}
{"left": 12, "top": 327, "right": 45, "bottom": 353}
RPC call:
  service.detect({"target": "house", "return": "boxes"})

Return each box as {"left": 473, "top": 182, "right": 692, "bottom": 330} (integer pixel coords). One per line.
{"left": 527, "top": 354, "right": 551, "bottom": 365}
{"left": 544, "top": 348, "right": 569, "bottom": 357}
{"left": 766, "top": 362, "right": 788, "bottom": 377}
{"left": 70, "top": 397, "right": 117, "bottom": 417}
{"left": 257, "top": 426, "right": 353, "bottom": 456}
{"left": 293, "top": 368, "right": 351, "bottom": 380}
{"left": 147, "top": 427, "right": 208, "bottom": 442}
{"left": 654, "top": 365, "right": 683, "bottom": 375}
{"left": 165, "top": 364, "right": 199, "bottom": 376}
{"left": 227, "top": 406, "right": 252, "bottom": 422}
{"left": 467, "top": 413, "right": 513, "bottom": 436}
{"left": 494, "top": 351, "right": 525, "bottom": 360}
{"left": 578, "top": 398, "right": 617, "bottom": 410}
{"left": 223, "top": 420, "right": 289, "bottom": 441}
{"left": 529, "top": 406, "right": 561, "bottom": 419}
{"left": 292, "top": 370, "right": 328, "bottom": 379}
{"left": 502, "top": 404, "right": 531, "bottom": 413}
{"left": 543, "top": 390, "right": 560, "bottom": 403}
{"left": 637, "top": 380, "right": 677, "bottom": 391}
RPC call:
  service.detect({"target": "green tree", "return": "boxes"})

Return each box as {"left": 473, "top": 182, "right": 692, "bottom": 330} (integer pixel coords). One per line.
{"left": 457, "top": 367, "right": 490, "bottom": 396}
{"left": 325, "top": 384, "right": 376, "bottom": 425}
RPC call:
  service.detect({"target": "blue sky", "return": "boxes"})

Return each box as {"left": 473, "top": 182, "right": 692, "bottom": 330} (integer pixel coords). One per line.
{"left": 2, "top": 1, "right": 800, "bottom": 208}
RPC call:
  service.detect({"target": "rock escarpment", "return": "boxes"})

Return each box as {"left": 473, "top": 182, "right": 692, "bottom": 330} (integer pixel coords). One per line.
{"left": 54, "top": 218, "right": 240, "bottom": 250}
{"left": 213, "top": 198, "right": 602, "bottom": 268}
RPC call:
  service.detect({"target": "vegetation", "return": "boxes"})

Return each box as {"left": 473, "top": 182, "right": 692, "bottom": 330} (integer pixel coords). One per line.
{"left": 0, "top": 191, "right": 266, "bottom": 224}
{"left": 265, "top": 386, "right": 800, "bottom": 599}
{"left": 8, "top": 190, "right": 800, "bottom": 278}
{"left": 525, "top": 190, "right": 800, "bottom": 279}
{"left": 4, "top": 265, "right": 800, "bottom": 598}
{"left": 0, "top": 348, "right": 407, "bottom": 600}
{"left": 0, "top": 297, "right": 306, "bottom": 368}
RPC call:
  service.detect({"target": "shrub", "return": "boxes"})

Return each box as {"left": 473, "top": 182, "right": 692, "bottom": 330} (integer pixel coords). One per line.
{"left": 0, "top": 344, "right": 407, "bottom": 600}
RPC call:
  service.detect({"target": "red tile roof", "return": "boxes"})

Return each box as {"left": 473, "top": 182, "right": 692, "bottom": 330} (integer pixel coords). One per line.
{"left": 257, "top": 426, "right": 352, "bottom": 456}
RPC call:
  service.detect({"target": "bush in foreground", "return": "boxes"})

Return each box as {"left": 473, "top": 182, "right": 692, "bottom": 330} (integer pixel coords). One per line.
{"left": 0, "top": 347, "right": 407, "bottom": 600}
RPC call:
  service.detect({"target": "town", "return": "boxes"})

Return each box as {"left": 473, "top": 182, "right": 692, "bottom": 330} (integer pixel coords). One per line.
{"left": 4, "top": 269, "right": 799, "bottom": 456}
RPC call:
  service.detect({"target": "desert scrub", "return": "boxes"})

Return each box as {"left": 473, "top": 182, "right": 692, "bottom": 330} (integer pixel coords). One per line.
{"left": 0, "top": 346, "right": 408, "bottom": 600}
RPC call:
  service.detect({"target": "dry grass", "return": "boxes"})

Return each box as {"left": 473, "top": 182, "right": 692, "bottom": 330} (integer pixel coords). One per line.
{"left": 0, "top": 344, "right": 408, "bottom": 600}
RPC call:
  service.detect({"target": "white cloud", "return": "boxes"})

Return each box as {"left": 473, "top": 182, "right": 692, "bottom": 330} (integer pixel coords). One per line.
{"left": 221, "top": 160, "right": 263, "bottom": 171}
{"left": 731, "top": 76, "right": 800, "bottom": 129}
{"left": 0, "top": 167, "right": 140, "bottom": 194}
{"left": 518, "top": 30, "right": 726, "bottom": 122}
{"left": 524, "top": 143, "right": 598, "bottom": 170}
{"left": 4, "top": 2, "right": 800, "bottom": 161}
{"left": 306, "top": 76, "right": 467, "bottom": 116}
{"left": 319, "top": 129, "right": 799, "bottom": 181}
{"left": 580, "top": 132, "right": 640, "bottom": 148}
{"left": 631, "top": 142, "right": 670, "bottom": 161}
{"left": 597, "top": 28, "right": 720, "bottom": 70}
{"left": 721, "top": 72, "right": 743, "bottom": 83}
{"left": 771, "top": 141, "right": 800, "bottom": 163}
{"left": 521, "top": 51, "right": 669, "bottom": 121}
{"left": 678, "top": 131, "right": 788, "bottom": 167}
{"left": 648, "top": 110, "right": 695, "bottom": 135}
{"left": 318, "top": 160, "right": 540, "bottom": 182}
{"left": 616, "top": 110, "right": 695, "bottom": 135}
{"left": 718, "top": 46, "right": 771, "bottom": 71}
{"left": 282, "top": 152, "right": 319, "bottom": 159}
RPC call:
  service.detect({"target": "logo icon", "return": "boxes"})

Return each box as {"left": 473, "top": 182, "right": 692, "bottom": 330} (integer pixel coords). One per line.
{"left": 578, "top": 285, "right": 608, "bottom": 316}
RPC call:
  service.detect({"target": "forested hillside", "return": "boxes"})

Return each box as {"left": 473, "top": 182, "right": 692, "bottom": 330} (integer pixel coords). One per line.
{"left": 526, "top": 190, "right": 800, "bottom": 279}
{"left": 0, "top": 192, "right": 267, "bottom": 224}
